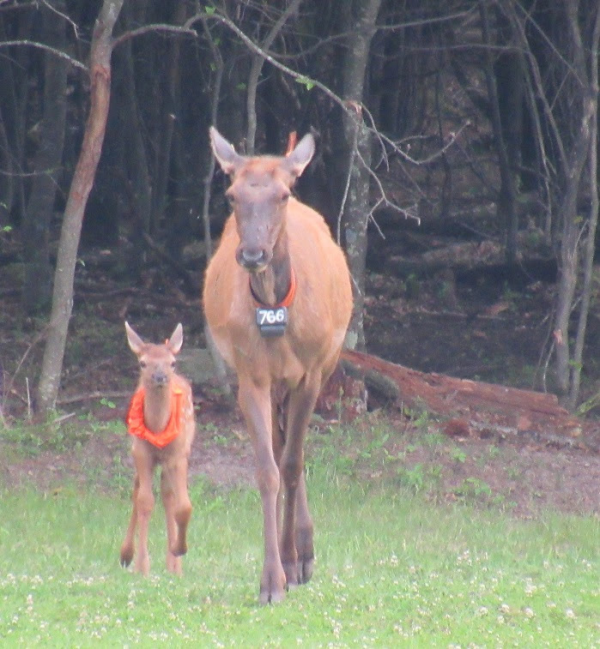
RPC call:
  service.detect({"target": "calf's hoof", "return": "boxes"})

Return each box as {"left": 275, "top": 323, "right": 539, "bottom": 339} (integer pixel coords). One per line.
{"left": 171, "top": 538, "right": 188, "bottom": 557}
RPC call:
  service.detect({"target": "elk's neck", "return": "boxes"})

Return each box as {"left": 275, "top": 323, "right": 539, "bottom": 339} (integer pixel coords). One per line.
{"left": 143, "top": 386, "right": 172, "bottom": 433}
{"left": 249, "top": 231, "right": 292, "bottom": 307}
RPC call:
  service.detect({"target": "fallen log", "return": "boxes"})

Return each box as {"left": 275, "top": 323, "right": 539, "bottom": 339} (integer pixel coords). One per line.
{"left": 339, "top": 349, "right": 594, "bottom": 447}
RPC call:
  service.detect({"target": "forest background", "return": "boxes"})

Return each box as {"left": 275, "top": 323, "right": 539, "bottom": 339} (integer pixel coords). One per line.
{"left": 1, "top": 0, "right": 600, "bottom": 420}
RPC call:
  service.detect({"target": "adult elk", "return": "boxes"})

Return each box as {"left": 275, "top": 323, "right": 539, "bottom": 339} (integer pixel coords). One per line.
{"left": 203, "top": 127, "right": 353, "bottom": 603}
{"left": 120, "top": 322, "right": 195, "bottom": 576}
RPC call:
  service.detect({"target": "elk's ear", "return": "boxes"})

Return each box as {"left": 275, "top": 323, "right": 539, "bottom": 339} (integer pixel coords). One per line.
{"left": 283, "top": 132, "right": 315, "bottom": 178}
{"left": 125, "top": 321, "right": 144, "bottom": 355}
{"left": 168, "top": 323, "right": 183, "bottom": 355}
{"left": 210, "top": 126, "right": 244, "bottom": 175}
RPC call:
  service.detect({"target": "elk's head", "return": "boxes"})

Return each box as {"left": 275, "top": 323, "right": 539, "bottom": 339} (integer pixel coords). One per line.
{"left": 210, "top": 127, "right": 314, "bottom": 273}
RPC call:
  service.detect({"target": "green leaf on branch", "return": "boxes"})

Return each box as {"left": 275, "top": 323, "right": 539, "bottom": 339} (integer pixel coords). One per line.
{"left": 295, "top": 76, "right": 315, "bottom": 91}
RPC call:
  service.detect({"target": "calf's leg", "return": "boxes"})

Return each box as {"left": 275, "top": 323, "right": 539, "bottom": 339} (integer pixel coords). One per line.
{"left": 163, "top": 457, "right": 192, "bottom": 559}
{"left": 120, "top": 475, "right": 139, "bottom": 567}
{"left": 161, "top": 470, "right": 182, "bottom": 575}
{"left": 132, "top": 445, "right": 155, "bottom": 575}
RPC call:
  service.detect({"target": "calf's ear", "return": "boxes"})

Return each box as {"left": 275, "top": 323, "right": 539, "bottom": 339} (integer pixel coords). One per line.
{"left": 168, "top": 323, "right": 184, "bottom": 355}
{"left": 125, "top": 321, "right": 145, "bottom": 355}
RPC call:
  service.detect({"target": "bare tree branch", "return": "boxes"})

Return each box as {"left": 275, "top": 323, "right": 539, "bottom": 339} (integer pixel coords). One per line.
{"left": 0, "top": 40, "right": 87, "bottom": 71}
{"left": 41, "top": 0, "right": 80, "bottom": 39}
{"left": 111, "top": 23, "right": 197, "bottom": 49}
{"left": 188, "top": 8, "right": 466, "bottom": 192}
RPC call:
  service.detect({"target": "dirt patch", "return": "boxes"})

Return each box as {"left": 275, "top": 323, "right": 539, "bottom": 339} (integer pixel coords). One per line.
{"left": 3, "top": 398, "right": 600, "bottom": 519}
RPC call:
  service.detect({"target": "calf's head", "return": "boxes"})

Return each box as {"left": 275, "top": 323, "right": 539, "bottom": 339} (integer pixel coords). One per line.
{"left": 125, "top": 321, "right": 183, "bottom": 391}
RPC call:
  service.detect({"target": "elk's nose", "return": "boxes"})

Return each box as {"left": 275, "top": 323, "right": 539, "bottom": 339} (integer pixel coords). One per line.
{"left": 238, "top": 247, "right": 266, "bottom": 270}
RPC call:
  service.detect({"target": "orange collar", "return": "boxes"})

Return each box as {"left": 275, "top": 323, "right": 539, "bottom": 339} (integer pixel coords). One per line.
{"left": 126, "top": 386, "right": 183, "bottom": 448}
{"left": 250, "top": 269, "right": 297, "bottom": 308}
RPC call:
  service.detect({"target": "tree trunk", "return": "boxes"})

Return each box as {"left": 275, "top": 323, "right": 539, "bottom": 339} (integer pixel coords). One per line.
{"left": 0, "top": 12, "right": 32, "bottom": 226}
{"left": 479, "top": 0, "right": 519, "bottom": 265}
{"left": 154, "top": 0, "right": 185, "bottom": 255}
{"left": 339, "top": 0, "right": 383, "bottom": 351}
{"left": 553, "top": 1, "right": 600, "bottom": 400}
{"left": 116, "top": 5, "right": 152, "bottom": 276}
{"left": 569, "top": 99, "right": 599, "bottom": 409}
{"left": 21, "top": 1, "right": 68, "bottom": 314}
{"left": 245, "top": 0, "right": 303, "bottom": 154}
{"left": 201, "top": 17, "right": 231, "bottom": 397}
{"left": 0, "top": 113, "right": 13, "bottom": 227}
{"left": 36, "top": 0, "right": 124, "bottom": 416}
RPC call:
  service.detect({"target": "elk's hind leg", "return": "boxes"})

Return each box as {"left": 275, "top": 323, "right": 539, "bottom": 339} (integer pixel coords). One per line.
{"left": 295, "top": 471, "right": 314, "bottom": 584}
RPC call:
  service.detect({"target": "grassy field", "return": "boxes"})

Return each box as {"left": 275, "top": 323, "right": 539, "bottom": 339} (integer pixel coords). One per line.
{"left": 0, "top": 446, "right": 599, "bottom": 648}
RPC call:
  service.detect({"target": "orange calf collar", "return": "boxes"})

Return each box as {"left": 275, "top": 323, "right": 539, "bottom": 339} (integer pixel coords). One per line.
{"left": 126, "top": 386, "right": 183, "bottom": 448}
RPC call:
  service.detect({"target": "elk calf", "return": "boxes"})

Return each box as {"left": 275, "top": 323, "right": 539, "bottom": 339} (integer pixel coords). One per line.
{"left": 120, "top": 322, "right": 195, "bottom": 576}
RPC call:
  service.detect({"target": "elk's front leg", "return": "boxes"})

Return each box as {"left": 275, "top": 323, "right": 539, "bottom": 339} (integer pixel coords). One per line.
{"left": 279, "top": 378, "right": 320, "bottom": 587}
{"left": 238, "top": 379, "right": 286, "bottom": 604}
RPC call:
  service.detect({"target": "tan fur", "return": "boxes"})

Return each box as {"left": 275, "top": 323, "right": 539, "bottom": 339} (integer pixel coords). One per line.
{"left": 203, "top": 127, "right": 352, "bottom": 603}
{"left": 120, "top": 323, "right": 196, "bottom": 576}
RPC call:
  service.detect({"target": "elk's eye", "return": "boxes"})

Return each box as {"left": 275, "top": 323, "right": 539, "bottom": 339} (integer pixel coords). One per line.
{"left": 171, "top": 361, "right": 176, "bottom": 368}
{"left": 140, "top": 361, "right": 147, "bottom": 369}
{"left": 280, "top": 192, "right": 290, "bottom": 203}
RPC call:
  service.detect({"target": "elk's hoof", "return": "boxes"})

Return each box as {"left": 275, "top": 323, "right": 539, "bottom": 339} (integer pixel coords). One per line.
{"left": 259, "top": 568, "right": 287, "bottom": 605}
{"left": 282, "top": 560, "right": 300, "bottom": 589}
{"left": 120, "top": 546, "right": 133, "bottom": 567}
{"left": 298, "top": 554, "right": 314, "bottom": 584}
{"left": 259, "top": 585, "right": 286, "bottom": 605}
{"left": 295, "top": 527, "right": 314, "bottom": 583}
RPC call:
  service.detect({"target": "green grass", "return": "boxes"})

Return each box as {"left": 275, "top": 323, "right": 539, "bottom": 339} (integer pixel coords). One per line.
{"left": 0, "top": 463, "right": 599, "bottom": 647}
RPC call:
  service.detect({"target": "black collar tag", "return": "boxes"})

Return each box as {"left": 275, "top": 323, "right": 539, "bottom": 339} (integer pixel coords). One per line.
{"left": 256, "top": 306, "right": 288, "bottom": 337}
